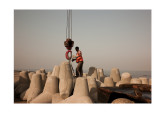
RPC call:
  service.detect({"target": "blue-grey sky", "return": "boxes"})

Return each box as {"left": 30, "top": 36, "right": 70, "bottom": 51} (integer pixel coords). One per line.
{"left": 14, "top": 10, "right": 151, "bottom": 71}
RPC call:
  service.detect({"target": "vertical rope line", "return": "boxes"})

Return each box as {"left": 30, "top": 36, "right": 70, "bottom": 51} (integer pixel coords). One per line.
{"left": 71, "top": 10, "right": 72, "bottom": 39}
{"left": 66, "top": 10, "right": 68, "bottom": 39}
{"left": 66, "top": 10, "right": 72, "bottom": 39}
{"left": 68, "top": 10, "right": 70, "bottom": 38}
{"left": 69, "top": 10, "right": 71, "bottom": 38}
{"left": 67, "top": 10, "right": 69, "bottom": 38}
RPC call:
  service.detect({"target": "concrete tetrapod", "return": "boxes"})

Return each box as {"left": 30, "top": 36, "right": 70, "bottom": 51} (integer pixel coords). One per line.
{"left": 36, "top": 70, "right": 41, "bottom": 74}
{"left": 14, "top": 78, "right": 19, "bottom": 89}
{"left": 116, "top": 72, "right": 132, "bottom": 87}
{"left": 83, "top": 73, "right": 88, "bottom": 78}
{"left": 116, "top": 79, "right": 130, "bottom": 87}
{"left": 110, "top": 68, "right": 121, "bottom": 82}
{"left": 40, "top": 68, "right": 46, "bottom": 73}
{"left": 28, "top": 72, "right": 35, "bottom": 81}
{"left": 59, "top": 77, "right": 92, "bottom": 103}
{"left": 27, "top": 74, "right": 43, "bottom": 103}
{"left": 52, "top": 93, "right": 64, "bottom": 103}
{"left": 130, "top": 78, "right": 142, "bottom": 84}
{"left": 98, "top": 69, "right": 104, "bottom": 77}
{"left": 87, "top": 76, "right": 98, "bottom": 102}
{"left": 112, "top": 98, "right": 134, "bottom": 104}
{"left": 97, "top": 69, "right": 100, "bottom": 80}
{"left": 104, "top": 77, "right": 114, "bottom": 87}
{"left": 51, "top": 65, "right": 60, "bottom": 78}
{"left": 47, "top": 71, "right": 52, "bottom": 77}
{"left": 96, "top": 79, "right": 106, "bottom": 87}
{"left": 14, "top": 71, "right": 20, "bottom": 89}
{"left": 149, "top": 78, "right": 151, "bottom": 85}
{"left": 59, "top": 61, "right": 73, "bottom": 99}
{"left": 88, "top": 67, "right": 98, "bottom": 79}
{"left": 20, "top": 74, "right": 43, "bottom": 101}
{"left": 97, "top": 68, "right": 104, "bottom": 81}
{"left": 96, "top": 68, "right": 105, "bottom": 82}
{"left": 100, "top": 76, "right": 105, "bottom": 83}
{"left": 40, "top": 73, "right": 47, "bottom": 89}
{"left": 139, "top": 77, "right": 148, "bottom": 84}
{"left": 15, "top": 71, "right": 30, "bottom": 95}
{"left": 30, "top": 76, "right": 59, "bottom": 103}
{"left": 121, "top": 72, "right": 132, "bottom": 82}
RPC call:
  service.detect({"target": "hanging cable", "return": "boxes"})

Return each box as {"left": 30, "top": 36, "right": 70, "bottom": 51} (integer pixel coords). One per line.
{"left": 68, "top": 10, "right": 69, "bottom": 38}
{"left": 66, "top": 10, "right": 72, "bottom": 39}
{"left": 64, "top": 10, "right": 74, "bottom": 61}
{"left": 66, "top": 11, "right": 68, "bottom": 39}
{"left": 71, "top": 10, "right": 72, "bottom": 39}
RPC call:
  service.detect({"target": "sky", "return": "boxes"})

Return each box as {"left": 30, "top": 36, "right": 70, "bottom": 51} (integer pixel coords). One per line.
{"left": 14, "top": 10, "right": 151, "bottom": 72}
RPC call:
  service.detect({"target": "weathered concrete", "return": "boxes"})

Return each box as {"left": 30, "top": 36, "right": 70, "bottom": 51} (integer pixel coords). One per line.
{"left": 116, "top": 79, "right": 130, "bottom": 87}
{"left": 112, "top": 98, "right": 134, "bottom": 104}
{"left": 96, "top": 79, "right": 106, "bottom": 87}
{"left": 59, "top": 61, "right": 73, "bottom": 99}
{"left": 40, "top": 68, "right": 46, "bottom": 73}
{"left": 104, "top": 77, "right": 114, "bottom": 87}
{"left": 27, "top": 74, "right": 43, "bottom": 103}
{"left": 149, "top": 78, "right": 151, "bottom": 85}
{"left": 28, "top": 72, "right": 35, "bottom": 81}
{"left": 51, "top": 65, "right": 60, "bottom": 78}
{"left": 15, "top": 71, "right": 30, "bottom": 95}
{"left": 74, "top": 77, "right": 89, "bottom": 96}
{"left": 59, "top": 95, "right": 92, "bottom": 103}
{"left": 40, "top": 73, "right": 47, "bottom": 89}
{"left": 52, "top": 93, "right": 64, "bottom": 103}
{"left": 72, "top": 77, "right": 77, "bottom": 89}
{"left": 97, "top": 69, "right": 100, "bottom": 80}
{"left": 97, "top": 68, "right": 104, "bottom": 78}
{"left": 110, "top": 68, "right": 121, "bottom": 82}
{"left": 121, "top": 72, "right": 132, "bottom": 82}
{"left": 59, "top": 77, "right": 92, "bottom": 103}
{"left": 100, "top": 76, "right": 105, "bottom": 83}
{"left": 116, "top": 72, "right": 132, "bottom": 87}
{"left": 36, "top": 70, "right": 41, "bottom": 74}
{"left": 30, "top": 76, "right": 59, "bottom": 103}
{"left": 20, "top": 74, "right": 43, "bottom": 101}
{"left": 97, "top": 69, "right": 105, "bottom": 81}
{"left": 47, "top": 71, "right": 52, "bottom": 77}
{"left": 20, "top": 89, "right": 29, "bottom": 100}
{"left": 139, "top": 77, "right": 148, "bottom": 84}
{"left": 14, "top": 76, "right": 19, "bottom": 89}
{"left": 87, "top": 76, "right": 98, "bottom": 102}
{"left": 130, "top": 78, "right": 142, "bottom": 84}
{"left": 83, "top": 73, "right": 88, "bottom": 78}
{"left": 88, "top": 67, "right": 98, "bottom": 79}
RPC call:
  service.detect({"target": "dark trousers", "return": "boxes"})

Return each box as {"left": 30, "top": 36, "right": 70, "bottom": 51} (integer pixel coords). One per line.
{"left": 76, "top": 61, "right": 83, "bottom": 77}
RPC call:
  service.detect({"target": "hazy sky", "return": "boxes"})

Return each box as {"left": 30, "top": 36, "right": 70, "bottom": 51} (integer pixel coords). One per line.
{"left": 14, "top": 10, "right": 151, "bottom": 71}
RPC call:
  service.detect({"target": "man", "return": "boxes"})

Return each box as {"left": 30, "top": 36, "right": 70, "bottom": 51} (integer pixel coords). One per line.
{"left": 72, "top": 46, "right": 84, "bottom": 77}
